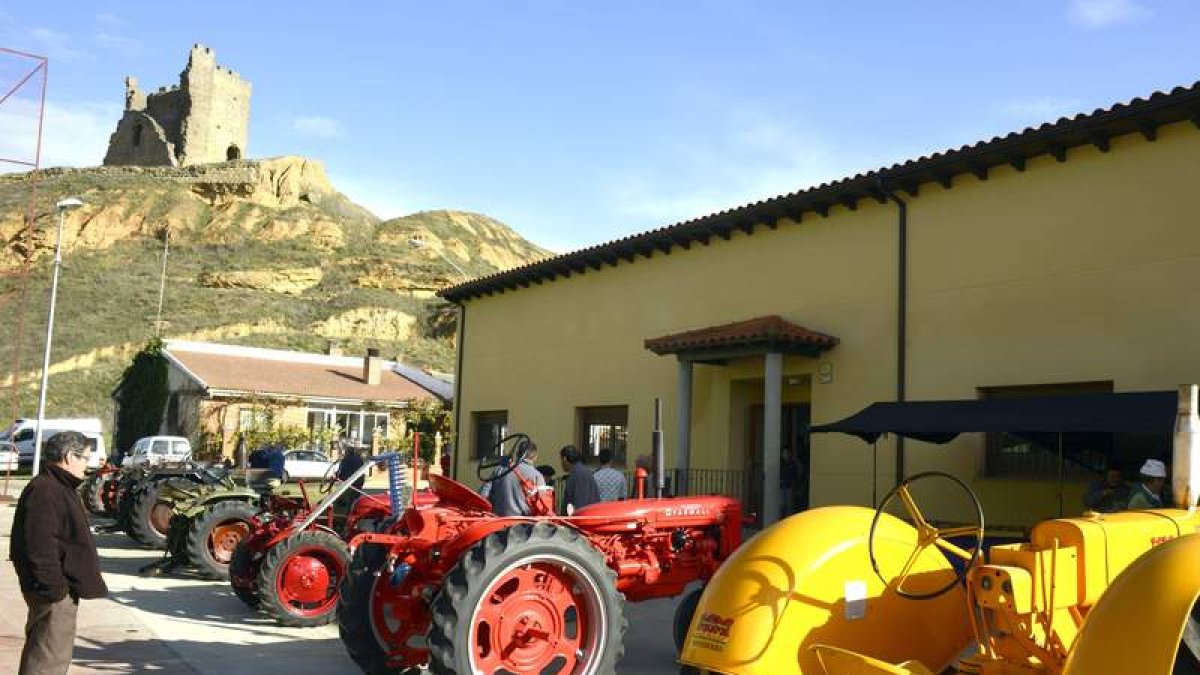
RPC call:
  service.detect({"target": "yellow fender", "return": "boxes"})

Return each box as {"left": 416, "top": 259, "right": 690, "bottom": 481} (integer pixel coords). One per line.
{"left": 678, "top": 506, "right": 971, "bottom": 675}
{"left": 810, "top": 644, "right": 934, "bottom": 675}
{"left": 1062, "top": 533, "right": 1200, "bottom": 675}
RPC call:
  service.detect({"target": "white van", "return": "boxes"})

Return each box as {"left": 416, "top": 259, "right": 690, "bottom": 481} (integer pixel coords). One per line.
{"left": 122, "top": 436, "right": 192, "bottom": 467}
{"left": 5, "top": 418, "right": 106, "bottom": 469}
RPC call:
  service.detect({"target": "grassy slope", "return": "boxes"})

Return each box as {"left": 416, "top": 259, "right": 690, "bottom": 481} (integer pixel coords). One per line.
{"left": 0, "top": 168, "right": 551, "bottom": 424}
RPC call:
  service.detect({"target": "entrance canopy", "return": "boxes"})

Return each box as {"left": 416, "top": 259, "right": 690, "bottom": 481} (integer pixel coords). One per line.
{"left": 810, "top": 391, "right": 1178, "bottom": 444}
{"left": 644, "top": 314, "right": 838, "bottom": 363}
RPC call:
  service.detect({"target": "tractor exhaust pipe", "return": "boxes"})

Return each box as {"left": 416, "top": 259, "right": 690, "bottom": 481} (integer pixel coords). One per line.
{"left": 653, "top": 398, "right": 665, "bottom": 498}
{"left": 1173, "top": 384, "right": 1200, "bottom": 510}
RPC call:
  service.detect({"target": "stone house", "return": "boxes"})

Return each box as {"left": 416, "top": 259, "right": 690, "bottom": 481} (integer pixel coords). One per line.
{"left": 153, "top": 340, "right": 451, "bottom": 459}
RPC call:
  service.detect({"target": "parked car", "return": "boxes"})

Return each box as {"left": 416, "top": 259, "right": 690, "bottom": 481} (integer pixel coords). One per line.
{"left": 0, "top": 441, "right": 17, "bottom": 471}
{"left": 6, "top": 418, "right": 106, "bottom": 469}
{"left": 282, "top": 449, "right": 337, "bottom": 482}
{"left": 122, "top": 436, "right": 192, "bottom": 468}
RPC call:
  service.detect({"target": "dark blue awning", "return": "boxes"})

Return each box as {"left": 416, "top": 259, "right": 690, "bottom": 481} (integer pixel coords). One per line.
{"left": 810, "top": 391, "right": 1178, "bottom": 444}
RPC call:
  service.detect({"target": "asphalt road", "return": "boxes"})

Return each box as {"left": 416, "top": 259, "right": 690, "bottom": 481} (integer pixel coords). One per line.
{"left": 0, "top": 490, "right": 692, "bottom": 674}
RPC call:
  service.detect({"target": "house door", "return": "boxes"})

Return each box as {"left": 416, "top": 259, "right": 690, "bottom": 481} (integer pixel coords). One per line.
{"left": 747, "top": 403, "right": 811, "bottom": 526}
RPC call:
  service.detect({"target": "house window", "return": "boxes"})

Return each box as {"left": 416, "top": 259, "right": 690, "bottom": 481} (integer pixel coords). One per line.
{"left": 980, "top": 381, "right": 1113, "bottom": 478}
{"left": 304, "top": 406, "right": 391, "bottom": 449}
{"left": 473, "top": 411, "right": 508, "bottom": 459}
{"left": 577, "top": 406, "right": 628, "bottom": 466}
{"left": 238, "top": 407, "right": 271, "bottom": 432}
{"left": 362, "top": 412, "right": 390, "bottom": 445}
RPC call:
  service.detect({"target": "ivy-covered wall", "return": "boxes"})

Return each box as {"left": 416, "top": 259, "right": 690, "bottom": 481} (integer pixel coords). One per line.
{"left": 113, "top": 338, "right": 169, "bottom": 456}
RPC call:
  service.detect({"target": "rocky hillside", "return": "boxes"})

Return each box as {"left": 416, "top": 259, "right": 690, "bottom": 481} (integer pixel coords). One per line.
{"left": 0, "top": 156, "right": 551, "bottom": 423}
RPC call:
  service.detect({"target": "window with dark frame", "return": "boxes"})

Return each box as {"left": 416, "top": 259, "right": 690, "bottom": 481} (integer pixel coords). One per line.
{"left": 577, "top": 405, "right": 628, "bottom": 466}
{"left": 980, "top": 381, "right": 1114, "bottom": 478}
{"left": 473, "top": 410, "right": 508, "bottom": 460}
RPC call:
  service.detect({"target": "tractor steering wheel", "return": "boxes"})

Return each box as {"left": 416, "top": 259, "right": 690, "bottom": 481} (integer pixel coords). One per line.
{"left": 319, "top": 460, "right": 341, "bottom": 495}
{"left": 868, "top": 471, "right": 985, "bottom": 600}
{"left": 477, "top": 433, "right": 533, "bottom": 484}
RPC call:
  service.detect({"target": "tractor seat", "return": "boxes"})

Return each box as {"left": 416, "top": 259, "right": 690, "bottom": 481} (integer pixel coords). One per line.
{"left": 810, "top": 644, "right": 934, "bottom": 675}
{"left": 245, "top": 468, "right": 281, "bottom": 495}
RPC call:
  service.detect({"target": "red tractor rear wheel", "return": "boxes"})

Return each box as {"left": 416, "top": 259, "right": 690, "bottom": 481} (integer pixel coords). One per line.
{"left": 428, "top": 522, "right": 627, "bottom": 675}
{"left": 256, "top": 530, "right": 349, "bottom": 627}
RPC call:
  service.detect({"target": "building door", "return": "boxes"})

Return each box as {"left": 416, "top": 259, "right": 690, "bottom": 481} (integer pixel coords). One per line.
{"left": 747, "top": 403, "right": 811, "bottom": 526}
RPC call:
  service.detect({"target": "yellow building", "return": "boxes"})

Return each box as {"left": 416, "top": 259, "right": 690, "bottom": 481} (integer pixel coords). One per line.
{"left": 441, "top": 82, "right": 1200, "bottom": 530}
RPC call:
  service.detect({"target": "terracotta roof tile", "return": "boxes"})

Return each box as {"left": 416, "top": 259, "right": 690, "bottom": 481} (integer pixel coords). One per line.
{"left": 168, "top": 349, "right": 438, "bottom": 403}
{"left": 443, "top": 79, "right": 1200, "bottom": 303}
{"left": 644, "top": 315, "right": 838, "bottom": 356}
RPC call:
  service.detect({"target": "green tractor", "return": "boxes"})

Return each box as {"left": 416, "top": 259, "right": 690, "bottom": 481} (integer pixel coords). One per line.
{"left": 159, "top": 474, "right": 266, "bottom": 580}
{"left": 111, "top": 462, "right": 229, "bottom": 548}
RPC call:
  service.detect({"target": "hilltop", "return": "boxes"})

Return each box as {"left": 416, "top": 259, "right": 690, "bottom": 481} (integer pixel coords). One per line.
{"left": 0, "top": 157, "right": 551, "bottom": 422}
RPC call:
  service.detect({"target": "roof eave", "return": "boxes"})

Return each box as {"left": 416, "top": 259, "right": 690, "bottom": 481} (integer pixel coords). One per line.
{"left": 441, "top": 83, "right": 1200, "bottom": 303}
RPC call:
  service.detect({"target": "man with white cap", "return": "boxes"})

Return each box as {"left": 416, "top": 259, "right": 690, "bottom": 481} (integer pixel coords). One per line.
{"left": 1126, "top": 458, "right": 1167, "bottom": 509}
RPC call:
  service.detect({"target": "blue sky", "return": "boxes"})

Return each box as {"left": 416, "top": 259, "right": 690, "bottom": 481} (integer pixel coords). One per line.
{"left": 2, "top": 1, "right": 1200, "bottom": 253}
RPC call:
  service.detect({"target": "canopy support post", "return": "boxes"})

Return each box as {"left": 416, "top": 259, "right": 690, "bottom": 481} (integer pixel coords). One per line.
{"left": 1057, "top": 432, "right": 1064, "bottom": 518}
{"left": 763, "top": 351, "right": 782, "bottom": 527}
{"left": 872, "top": 439, "right": 879, "bottom": 507}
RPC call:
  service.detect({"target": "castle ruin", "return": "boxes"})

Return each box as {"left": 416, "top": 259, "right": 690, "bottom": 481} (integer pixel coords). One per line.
{"left": 104, "top": 44, "right": 251, "bottom": 167}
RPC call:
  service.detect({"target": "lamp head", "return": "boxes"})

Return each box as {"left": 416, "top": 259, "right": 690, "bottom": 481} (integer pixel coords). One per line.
{"left": 56, "top": 197, "right": 83, "bottom": 211}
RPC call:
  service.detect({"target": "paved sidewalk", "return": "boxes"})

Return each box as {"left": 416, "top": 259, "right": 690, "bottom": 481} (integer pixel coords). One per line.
{"left": 0, "top": 498, "right": 689, "bottom": 674}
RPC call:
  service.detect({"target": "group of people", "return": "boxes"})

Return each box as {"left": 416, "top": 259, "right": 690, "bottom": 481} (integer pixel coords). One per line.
{"left": 1083, "top": 458, "right": 1172, "bottom": 512}
{"left": 480, "top": 442, "right": 632, "bottom": 517}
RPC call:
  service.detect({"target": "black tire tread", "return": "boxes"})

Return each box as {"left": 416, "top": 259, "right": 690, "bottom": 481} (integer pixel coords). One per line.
{"left": 229, "top": 542, "right": 261, "bottom": 609}
{"left": 184, "top": 499, "right": 258, "bottom": 580}
{"left": 427, "top": 522, "right": 626, "bottom": 675}
{"left": 128, "top": 478, "right": 190, "bottom": 548}
{"left": 673, "top": 585, "right": 704, "bottom": 655}
{"left": 1176, "top": 600, "right": 1200, "bottom": 675}
{"left": 337, "top": 544, "right": 397, "bottom": 675}
{"left": 79, "top": 474, "right": 105, "bottom": 515}
{"left": 256, "top": 530, "right": 348, "bottom": 627}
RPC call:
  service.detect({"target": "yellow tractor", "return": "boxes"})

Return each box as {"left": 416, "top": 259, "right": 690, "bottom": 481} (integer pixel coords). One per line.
{"left": 680, "top": 389, "right": 1200, "bottom": 675}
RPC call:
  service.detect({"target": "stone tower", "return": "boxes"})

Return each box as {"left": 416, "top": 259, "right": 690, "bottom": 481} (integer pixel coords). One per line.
{"left": 103, "top": 44, "right": 251, "bottom": 167}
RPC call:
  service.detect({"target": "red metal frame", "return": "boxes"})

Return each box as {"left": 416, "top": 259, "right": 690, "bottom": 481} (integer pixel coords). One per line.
{"left": 348, "top": 472, "right": 744, "bottom": 670}
{"left": 0, "top": 47, "right": 48, "bottom": 500}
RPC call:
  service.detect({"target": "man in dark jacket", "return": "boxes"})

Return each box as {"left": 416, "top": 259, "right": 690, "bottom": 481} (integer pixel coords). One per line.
{"left": 336, "top": 444, "right": 366, "bottom": 490}
{"left": 334, "top": 443, "right": 366, "bottom": 508}
{"left": 264, "top": 443, "right": 286, "bottom": 481}
{"left": 11, "top": 431, "right": 108, "bottom": 674}
{"left": 560, "top": 445, "right": 601, "bottom": 514}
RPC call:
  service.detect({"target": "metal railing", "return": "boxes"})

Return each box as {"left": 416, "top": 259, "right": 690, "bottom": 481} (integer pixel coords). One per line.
{"left": 549, "top": 467, "right": 751, "bottom": 510}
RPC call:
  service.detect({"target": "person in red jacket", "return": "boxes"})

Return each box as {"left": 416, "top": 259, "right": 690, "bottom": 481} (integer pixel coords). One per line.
{"left": 10, "top": 431, "right": 108, "bottom": 675}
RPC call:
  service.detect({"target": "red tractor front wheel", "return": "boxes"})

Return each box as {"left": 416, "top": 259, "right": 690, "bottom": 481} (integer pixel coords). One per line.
{"left": 428, "top": 522, "right": 627, "bottom": 675}
{"left": 257, "top": 530, "right": 349, "bottom": 627}
{"left": 229, "top": 542, "right": 261, "bottom": 608}
{"left": 338, "top": 544, "right": 426, "bottom": 675}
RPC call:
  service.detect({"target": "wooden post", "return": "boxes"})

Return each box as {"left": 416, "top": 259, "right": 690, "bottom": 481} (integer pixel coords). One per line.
{"left": 412, "top": 431, "right": 420, "bottom": 508}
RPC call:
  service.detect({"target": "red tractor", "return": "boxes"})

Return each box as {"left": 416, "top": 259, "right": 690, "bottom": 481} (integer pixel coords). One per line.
{"left": 228, "top": 466, "right": 425, "bottom": 627}
{"left": 337, "top": 434, "right": 743, "bottom": 674}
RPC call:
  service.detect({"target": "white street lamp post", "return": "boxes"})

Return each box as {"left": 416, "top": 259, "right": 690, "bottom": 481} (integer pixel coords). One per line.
{"left": 32, "top": 197, "right": 83, "bottom": 476}
{"left": 408, "top": 237, "right": 468, "bottom": 278}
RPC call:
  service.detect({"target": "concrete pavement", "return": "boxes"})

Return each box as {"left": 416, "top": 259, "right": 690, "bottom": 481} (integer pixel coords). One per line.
{"left": 0, "top": 491, "right": 690, "bottom": 674}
